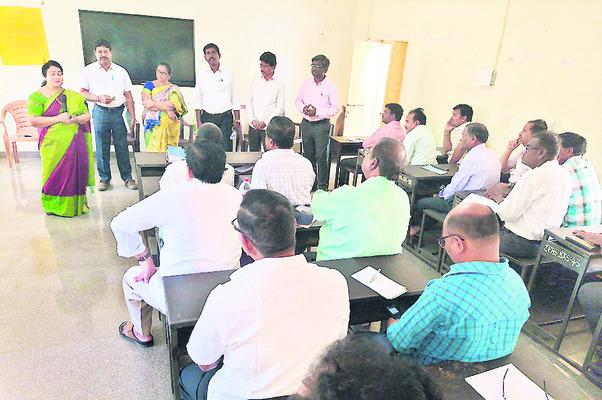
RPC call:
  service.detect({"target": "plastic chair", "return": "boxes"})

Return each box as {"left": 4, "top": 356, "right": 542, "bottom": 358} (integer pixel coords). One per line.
{"left": 1, "top": 100, "right": 38, "bottom": 168}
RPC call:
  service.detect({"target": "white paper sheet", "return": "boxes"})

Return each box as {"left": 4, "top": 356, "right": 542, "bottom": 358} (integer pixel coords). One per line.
{"left": 421, "top": 164, "right": 448, "bottom": 175}
{"left": 351, "top": 266, "right": 407, "bottom": 300}
{"left": 465, "top": 363, "right": 555, "bottom": 400}
{"left": 461, "top": 193, "right": 500, "bottom": 213}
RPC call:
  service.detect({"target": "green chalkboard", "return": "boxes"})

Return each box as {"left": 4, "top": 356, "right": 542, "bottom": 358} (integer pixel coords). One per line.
{"left": 79, "top": 10, "right": 196, "bottom": 87}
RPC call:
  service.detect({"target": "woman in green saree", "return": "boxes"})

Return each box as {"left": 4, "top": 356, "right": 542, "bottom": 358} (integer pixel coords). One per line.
{"left": 28, "top": 60, "right": 94, "bottom": 217}
{"left": 142, "top": 62, "right": 187, "bottom": 152}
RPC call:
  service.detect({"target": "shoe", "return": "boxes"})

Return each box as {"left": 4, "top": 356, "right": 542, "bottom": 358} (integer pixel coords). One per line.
{"left": 118, "top": 321, "right": 154, "bottom": 347}
{"left": 97, "top": 181, "right": 111, "bottom": 191}
{"left": 125, "top": 179, "right": 138, "bottom": 190}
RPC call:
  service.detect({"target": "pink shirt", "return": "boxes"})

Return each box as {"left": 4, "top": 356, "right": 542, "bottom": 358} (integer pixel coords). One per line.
{"left": 362, "top": 120, "right": 405, "bottom": 148}
{"left": 295, "top": 76, "right": 340, "bottom": 121}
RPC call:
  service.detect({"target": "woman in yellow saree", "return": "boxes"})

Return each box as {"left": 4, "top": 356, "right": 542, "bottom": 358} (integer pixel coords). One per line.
{"left": 28, "top": 60, "right": 94, "bottom": 217}
{"left": 142, "top": 62, "right": 187, "bottom": 152}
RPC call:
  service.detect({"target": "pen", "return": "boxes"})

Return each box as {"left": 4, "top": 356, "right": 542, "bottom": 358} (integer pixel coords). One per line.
{"left": 370, "top": 268, "right": 382, "bottom": 283}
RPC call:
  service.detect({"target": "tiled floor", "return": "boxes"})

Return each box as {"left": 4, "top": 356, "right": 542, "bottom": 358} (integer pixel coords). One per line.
{"left": 1, "top": 156, "right": 600, "bottom": 399}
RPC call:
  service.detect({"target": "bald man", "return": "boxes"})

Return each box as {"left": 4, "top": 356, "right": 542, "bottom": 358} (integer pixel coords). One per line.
{"left": 387, "top": 203, "right": 531, "bottom": 364}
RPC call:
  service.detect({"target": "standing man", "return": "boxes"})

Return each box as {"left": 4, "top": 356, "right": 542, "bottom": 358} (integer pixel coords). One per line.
{"left": 81, "top": 39, "right": 138, "bottom": 191}
{"left": 295, "top": 55, "right": 340, "bottom": 190}
{"left": 247, "top": 51, "right": 285, "bottom": 151}
{"left": 442, "top": 104, "right": 473, "bottom": 164}
{"left": 195, "top": 43, "right": 240, "bottom": 151}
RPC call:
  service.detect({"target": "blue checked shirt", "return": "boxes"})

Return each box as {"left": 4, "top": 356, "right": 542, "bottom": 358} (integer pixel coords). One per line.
{"left": 387, "top": 259, "right": 530, "bottom": 365}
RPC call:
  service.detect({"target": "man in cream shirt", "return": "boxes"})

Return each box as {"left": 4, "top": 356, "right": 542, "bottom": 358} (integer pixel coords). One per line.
{"left": 112, "top": 141, "right": 242, "bottom": 347}
{"left": 500, "top": 119, "right": 547, "bottom": 183}
{"left": 489, "top": 131, "right": 572, "bottom": 258}
{"left": 402, "top": 108, "right": 437, "bottom": 165}
{"left": 247, "top": 51, "right": 285, "bottom": 151}
{"left": 180, "top": 190, "right": 349, "bottom": 400}
{"left": 442, "top": 103, "right": 473, "bottom": 164}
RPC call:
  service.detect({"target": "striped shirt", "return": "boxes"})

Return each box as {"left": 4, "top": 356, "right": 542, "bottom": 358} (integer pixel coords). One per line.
{"left": 562, "top": 156, "right": 601, "bottom": 227}
{"left": 387, "top": 259, "right": 530, "bottom": 365}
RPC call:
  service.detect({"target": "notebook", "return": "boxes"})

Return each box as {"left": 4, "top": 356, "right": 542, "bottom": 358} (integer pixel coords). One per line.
{"left": 351, "top": 266, "right": 407, "bottom": 299}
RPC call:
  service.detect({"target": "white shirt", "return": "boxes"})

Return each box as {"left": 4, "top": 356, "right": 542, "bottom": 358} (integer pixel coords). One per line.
{"left": 110, "top": 179, "right": 242, "bottom": 277}
{"left": 448, "top": 121, "right": 469, "bottom": 156}
{"left": 440, "top": 143, "right": 501, "bottom": 200}
{"left": 247, "top": 76, "right": 285, "bottom": 127}
{"left": 195, "top": 65, "right": 240, "bottom": 114}
{"left": 403, "top": 125, "right": 437, "bottom": 165}
{"left": 186, "top": 255, "right": 350, "bottom": 400}
{"left": 251, "top": 149, "right": 315, "bottom": 206}
{"left": 159, "top": 160, "right": 235, "bottom": 189}
{"left": 506, "top": 147, "right": 531, "bottom": 183}
{"left": 498, "top": 160, "right": 572, "bottom": 240}
{"left": 81, "top": 61, "right": 133, "bottom": 108}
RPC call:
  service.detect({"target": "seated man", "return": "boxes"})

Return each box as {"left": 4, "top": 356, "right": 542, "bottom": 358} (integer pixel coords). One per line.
{"left": 251, "top": 116, "right": 315, "bottom": 206}
{"left": 337, "top": 103, "right": 405, "bottom": 186}
{"left": 490, "top": 131, "right": 572, "bottom": 258}
{"left": 410, "top": 123, "right": 500, "bottom": 236}
{"left": 557, "top": 132, "right": 601, "bottom": 227}
{"left": 402, "top": 107, "right": 437, "bottom": 165}
{"left": 112, "top": 141, "right": 242, "bottom": 346}
{"left": 291, "top": 334, "right": 443, "bottom": 400}
{"left": 499, "top": 119, "right": 547, "bottom": 183}
{"left": 388, "top": 203, "right": 531, "bottom": 364}
{"left": 442, "top": 103, "right": 472, "bottom": 164}
{"left": 180, "top": 189, "right": 350, "bottom": 400}
{"left": 313, "top": 137, "right": 410, "bottom": 261}
{"left": 159, "top": 122, "right": 235, "bottom": 188}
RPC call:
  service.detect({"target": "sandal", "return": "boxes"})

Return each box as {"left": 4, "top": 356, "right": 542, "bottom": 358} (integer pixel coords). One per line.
{"left": 119, "top": 321, "right": 154, "bottom": 347}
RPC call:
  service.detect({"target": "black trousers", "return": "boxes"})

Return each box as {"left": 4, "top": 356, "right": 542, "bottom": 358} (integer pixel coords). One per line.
{"left": 301, "top": 119, "right": 330, "bottom": 190}
{"left": 201, "top": 110, "right": 233, "bottom": 151}
{"left": 248, "top": 127, "right": 266, "bottom": 151}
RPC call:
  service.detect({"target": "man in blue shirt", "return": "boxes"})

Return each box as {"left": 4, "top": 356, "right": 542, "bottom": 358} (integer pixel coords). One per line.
{"left": 387, "top": 202, "right": 530, "bottom": 364}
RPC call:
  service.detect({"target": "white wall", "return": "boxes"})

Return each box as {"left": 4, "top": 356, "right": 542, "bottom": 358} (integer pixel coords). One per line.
{"left": 0, "top": 0, "right": 357, "bottom": 151}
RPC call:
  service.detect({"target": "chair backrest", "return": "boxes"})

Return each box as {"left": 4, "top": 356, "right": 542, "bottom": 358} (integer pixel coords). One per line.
{"left": 1, "top": 100, "right": 38, "bottom": 139}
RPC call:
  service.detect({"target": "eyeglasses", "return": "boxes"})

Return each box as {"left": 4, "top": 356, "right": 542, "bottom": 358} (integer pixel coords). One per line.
{"left": 501, "top": 367, "right": 551, "bottom": 400}
{"left": 310, "top": 64, "right": 325, "bottom": 69}
{"left": 524, "top": 144, "right": 541, "bottom": 151}
{"left": 436, "top": 234, "right": 465, "bottom": 248}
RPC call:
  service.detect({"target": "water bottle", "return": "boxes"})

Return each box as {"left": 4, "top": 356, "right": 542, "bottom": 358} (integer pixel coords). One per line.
{"left": 238, "top": 177, "right": 251, "bottom": 194}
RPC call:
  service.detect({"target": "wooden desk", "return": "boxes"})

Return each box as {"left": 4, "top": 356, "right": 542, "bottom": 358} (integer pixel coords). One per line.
{"left": 526, "top": 226, "right": 602, "bottom": 377}
{"left": 424, "top": 334, "right": 598, "bottom": 400}
{"left": 397, "top": 164, "right": 458, "bottom": 207}
{"left": 163, "top": 254, "right": 437, "bottom": 399}
{"left": 329, "top": 136, "right": 366, "bottom": 188}
{"left": 139, "top": 176, "right": 160, "bottom": 200}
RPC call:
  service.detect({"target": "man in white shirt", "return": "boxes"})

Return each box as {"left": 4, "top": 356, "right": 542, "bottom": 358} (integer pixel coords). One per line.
{"left": 295, "top": 55, "right": 340, "bottom": 190}
{"left": 180, "top": 189, "right": 350, "bottom": 400}
{"left": 251, "top": 116, "right": 315, "bottom": 206}
{"left": 195, "top": 43, "right": 240, "bottom": 151}
{"left": 500, "top": 119, "right": 548, "bottom": 183}
{"left": 113, "top": 141, "right": 242, "bottom": 347}
{"left": 247, "top": 51, "right": 285, "bottom": 151}
{"left": 442, "top": 104, "right": 473, "bottom": 164}
{"left": 402, "top": 108, "right": 437, "bottom": 165}
{"left": 410, "top": 123, "right": 500, "bottom": 236}
{"left": 80, "top": 39, "right": 138, "bottom": 191}
{"left": 489, "top": 131, "right": 572, "bottom": 258}
{"left": 160, "top": 122, "right": 235, "bottom": 188}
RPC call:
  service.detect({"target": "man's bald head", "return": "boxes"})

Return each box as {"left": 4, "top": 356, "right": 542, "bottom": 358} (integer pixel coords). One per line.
{"left": 445, "top": 203, "right": 499, "bottom": 240}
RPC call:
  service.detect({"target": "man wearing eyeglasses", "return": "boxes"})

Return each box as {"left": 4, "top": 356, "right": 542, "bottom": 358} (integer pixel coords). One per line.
{"left": 489, "top": 131, "right": 572, "bottom": 258}
{"left": 387, "top": 203, "right": 531, "bottom": 364}
{"left": 295, "top": 54, "right": 340, "bottom": 190}
{"left": 112, "top": 141, "right": 242, "bottom": 348}
{"left": 180, "top": 189, "right": 349, "bottom": 400}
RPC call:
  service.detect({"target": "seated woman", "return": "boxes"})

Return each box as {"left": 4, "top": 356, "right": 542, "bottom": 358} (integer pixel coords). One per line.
{"left": 142, "top": 62, "right": 187, "bottom": 151}
{"left": 28, "top": 60, "right": 94, "bottom": 217}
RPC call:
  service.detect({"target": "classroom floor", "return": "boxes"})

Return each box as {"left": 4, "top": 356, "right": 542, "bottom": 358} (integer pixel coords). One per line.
{"left": 0, "top": 155, "right": 599, "bottom": 399}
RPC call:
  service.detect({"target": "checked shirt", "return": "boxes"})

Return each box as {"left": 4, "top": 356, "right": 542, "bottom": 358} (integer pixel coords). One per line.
{"left": 562, "top": 156, "right": 601, "bottom": 227}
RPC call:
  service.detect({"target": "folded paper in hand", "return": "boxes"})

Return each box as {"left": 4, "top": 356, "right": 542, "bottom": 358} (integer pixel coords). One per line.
{"left": 351, "top": 266, "right": 407, "bottom": 299}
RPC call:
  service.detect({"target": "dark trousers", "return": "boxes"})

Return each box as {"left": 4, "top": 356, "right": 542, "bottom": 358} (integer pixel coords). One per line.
{"left": 337, "top": 157, "right": 359, "bottom": 187}
{"left": 499, "top": 227, "right": 540, "bottom": 258}
{"left": 92, "top": 105, "right": 132, "bottom": 183}
{"left": 302, "top": 119, "right": 330, "bottom": 190}
{"left": 248, "top": 127, "right": 266, "bottom": 151}
{"left": 201, "top": 111, "right": 233, "bottom": 151}
{"left": 578, "top": 282, "right": 602, "bottom": 333}
{"left": 411, "top": 197, "right": 453, "bottom": 229}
